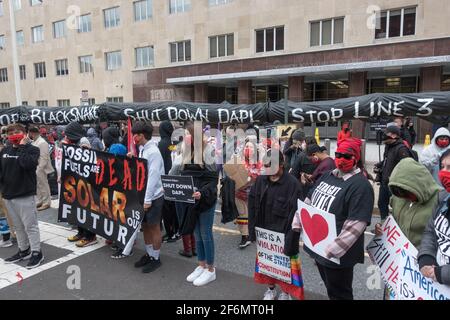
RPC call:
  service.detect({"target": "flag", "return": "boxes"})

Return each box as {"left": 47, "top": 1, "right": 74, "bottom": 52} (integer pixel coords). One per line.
{"left": 127, "top": 118, "right": 136, "bottom": 156}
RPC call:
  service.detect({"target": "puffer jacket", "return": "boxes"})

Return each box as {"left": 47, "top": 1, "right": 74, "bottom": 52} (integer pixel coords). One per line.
{"left": 389, "top": 158, "right": 441, "bottom": 247}
{"left": 418, "top": 191, "right": 450, "bottom": 285}
{"left": 420, "top": 127, "right": 450, "bottom": 182}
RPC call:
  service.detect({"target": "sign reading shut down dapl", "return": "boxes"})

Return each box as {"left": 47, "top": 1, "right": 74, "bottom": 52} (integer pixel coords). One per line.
{"left": 58, "top": 145, "right": 148, "bottom": 249}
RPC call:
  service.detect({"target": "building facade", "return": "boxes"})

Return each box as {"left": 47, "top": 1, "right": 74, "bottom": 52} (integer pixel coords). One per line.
{"left": 1, "top": 0, "right": 450, "bottom": 139}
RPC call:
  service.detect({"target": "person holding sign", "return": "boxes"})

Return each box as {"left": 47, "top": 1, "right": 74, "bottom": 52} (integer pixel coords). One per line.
{"left": 417, "top": 149, "right": 450, "bottom": 286}
{"left": 249, "top": 149, "right": 304, "bottom": 300}
{"left": 131, "top": 121, "right": 166, "bottom": 273}
{"left": 293, "top": 138, "right": 374, "bottom": 300}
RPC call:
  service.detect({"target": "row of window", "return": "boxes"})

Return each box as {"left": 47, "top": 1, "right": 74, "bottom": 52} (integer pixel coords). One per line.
{"left": 0, "top": 96, "right": 123, "bottom": 109}
{"left": 0, "top": 4, "right": 417, "bottom": 50}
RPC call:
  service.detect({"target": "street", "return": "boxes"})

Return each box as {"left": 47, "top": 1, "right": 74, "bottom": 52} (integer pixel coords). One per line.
{"left": 0, "top": 202, "right": 383, "bottom": 300}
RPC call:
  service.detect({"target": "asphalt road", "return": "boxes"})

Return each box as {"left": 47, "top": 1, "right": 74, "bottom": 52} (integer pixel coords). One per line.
{"left": 0, "top": 204, "right": 383, "bottom": 300}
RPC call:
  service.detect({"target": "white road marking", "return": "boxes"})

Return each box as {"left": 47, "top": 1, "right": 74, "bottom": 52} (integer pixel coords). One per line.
{"left": 0, "top": 221, "right": 105, "bottom": 290}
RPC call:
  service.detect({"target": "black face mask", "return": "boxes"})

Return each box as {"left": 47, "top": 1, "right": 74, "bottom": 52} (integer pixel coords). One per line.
{"left": 382, "top": 133, "right": 395, "bottom": 142}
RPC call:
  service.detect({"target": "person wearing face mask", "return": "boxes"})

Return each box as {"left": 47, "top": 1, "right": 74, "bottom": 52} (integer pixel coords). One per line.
{"left": 283, "top": 129, "right": 305, "bottom": 172}
{"left": 292, "top": 138, "right": 374, "bottom": 300}
{"left": 130, "top": 121, "right": 166, "bottom": 274}
{"left": 248, "top": 149, "right": 304, "bottom": 300}
{"left": 374, "top": 125, "right": 413, "bottom": 220}
{"left": 374, "top": 157, "right": 440, "bottom": 299}
{"left": 0, "top": 124, "right": 43, "bottom": 269}
{"left": 337, "top": 121, "right": 352, "bottom": 147}
{"left": 420, "top": 127, "right": 450, "bottom": 184}
{"left": 301, "top": 144, "right": 336, "bottom": 186}
{"left": 418, "top": 149, "right": 450, "bottom": 286}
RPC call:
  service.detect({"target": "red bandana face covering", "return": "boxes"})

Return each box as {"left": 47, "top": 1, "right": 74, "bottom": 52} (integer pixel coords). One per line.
{"left": 335, "top": 157, "right": 354, "bottom": 173}
{"left": 133, "top": 134, "right": 141, "bottom": 145}
{"left": 8, "top": 134, "right": 24, "bottom": 145}
{"left": 439, "top": 170, "right": 450, "bottom": 192}
{"left": 436, "top": 137, "right": 450, "bottom": 148}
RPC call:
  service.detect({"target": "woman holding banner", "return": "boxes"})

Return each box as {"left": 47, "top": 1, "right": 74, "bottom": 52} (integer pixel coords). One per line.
{"left": 418, "top": 149, "right": 450, "bottom": 286}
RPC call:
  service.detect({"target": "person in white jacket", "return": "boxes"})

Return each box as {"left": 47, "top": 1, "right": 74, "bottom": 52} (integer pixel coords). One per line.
{"left": 420, "top": 127, "right": 450, "bottom": 183}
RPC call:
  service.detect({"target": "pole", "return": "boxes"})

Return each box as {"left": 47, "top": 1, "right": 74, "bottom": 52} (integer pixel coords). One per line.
{"left": 284, "top": 99, "right": 288, "bottom": 125}
{"left": 8, "top": 0, "right": 22, "bottom": 106}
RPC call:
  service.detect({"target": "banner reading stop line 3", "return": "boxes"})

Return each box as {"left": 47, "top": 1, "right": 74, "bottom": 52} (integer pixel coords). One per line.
{"left": 58, "top": 145, "right": 148, "bottom": 249}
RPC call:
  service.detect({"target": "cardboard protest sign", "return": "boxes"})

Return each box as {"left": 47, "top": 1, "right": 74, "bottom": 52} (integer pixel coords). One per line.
{"left": 397, "top": 250, "right": 450, "bottom": 300}
{"left": 161, "top": 175, "right": 195, "bottom": 203}
{"left": 223, "top": 155, "right": 248, "bottom": 190}
{"left": 255, "top": 227, "right": 292, "bottom": 283}
{"left": 367, "top": 215, "right": 417, "bottom": 299}
{"left": 297, "top": 200, "right": 339, "bottom": 264}
{"left": 58, "top": 145, "right": 148, "bottom": 249}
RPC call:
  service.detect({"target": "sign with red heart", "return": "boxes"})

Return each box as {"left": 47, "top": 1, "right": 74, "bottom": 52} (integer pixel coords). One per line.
{"left": 298, "top": 200, "right": 339, "bottom": 264}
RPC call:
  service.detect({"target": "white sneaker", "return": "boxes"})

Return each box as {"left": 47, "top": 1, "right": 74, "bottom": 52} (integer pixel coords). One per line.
{"left": 0, "top": 239, "right": 13, "bottom": 248}
{"left": 263, "top": 288, "right": 277, "bottom": 300}
{"left": 186, "top": 266, "right": 206, "bottom": 282}
{"left": 193, "top": 268, "right": 216, "bottom": 286}
{"left": 278, "top": 292, "right": 292, "bottom": 300}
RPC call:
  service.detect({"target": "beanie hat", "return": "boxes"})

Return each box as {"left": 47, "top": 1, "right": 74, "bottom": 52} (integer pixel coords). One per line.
{"left": 64, "top": 122, "right": 86, "bottom": 142}
{"left": 292, "top": 130, "right": 306, "bottom": 141}
{"left": 109, "top": 143, "right": 127, "bottom": 156}
{"left": 385, "top": 123, "right": 401, "bottom": 136}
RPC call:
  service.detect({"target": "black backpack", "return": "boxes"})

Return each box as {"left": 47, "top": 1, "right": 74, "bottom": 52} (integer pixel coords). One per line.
{"left": 220, "top": 177, "right": 240, "bottom": 224}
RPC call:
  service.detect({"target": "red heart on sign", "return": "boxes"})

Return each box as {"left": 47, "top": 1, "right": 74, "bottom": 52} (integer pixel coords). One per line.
{"left": 300, "top": 208, "right": 329, "bottom": 246}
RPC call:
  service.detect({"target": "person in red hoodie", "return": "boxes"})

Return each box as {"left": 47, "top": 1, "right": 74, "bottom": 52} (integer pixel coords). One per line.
{"left": 337, "top": 121, "right": 352, "bottom": 146}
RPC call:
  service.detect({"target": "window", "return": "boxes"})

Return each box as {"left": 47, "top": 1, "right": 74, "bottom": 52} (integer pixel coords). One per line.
{"left": 79, "top": 55, "right": 93, "bottom": 73}
{"left": 169, "top": 0, "right": 191, "bottom": 14}
{"left": 0, "top": 68, "right": 8, "bottom": 82}
{"left": 19, "top": 65, "right": 26, "bottom": 80}
{"left": 135, "top": 46, "right": 154, "bottom": 68}
{"left": 0, "top": 1, "right": 3, "bottom": 16}
{"left": 0, "top": 35, "right": 5, "bottom": 49}
{"left": 22, "top": 101, "right": 28, "bottom": 106}
{"left": 209, "top": 34, "right": 233, "bottom": 58}
{"left": 55, "top": 59, "right": 69, "bottom": 76}
{"left": 53, "top": 20, "right": 66, "bottom": 38}
{"left": 32, "top": 25, "right": 44, "bottom": 43}
{"left": 442, "top": 75, "right": 450, "bottom": 91}
{"left": 375, "top": 7, "right": 416, "bottom": 39}
{"left": 310, "top": 17, "right": 344, "bottom": 47}
{"left": 105, "top": 51, "right": 122, "bottom": 70}
{"left": 0, "top": 103, "right": 10, "bottom": 109}
{"left": 77, "top": 14, "right": 92, "bottom": 33}
{"left": 368, "top": 77, "right": 417, "bottom": 94}
{"left": 134, "top": 0, "right": 152, "bottom": 21}
{"left": 16, "top": 31, "right": 24, "bottom": 46}
{"left": 36, "top": 100, "right": 48, "bottom": 107}
{"left": 13, "top": 0, "right": 21, "bottom": 11}
{"left": 104, "top": 7, "right": 120, "bottom": 29}
{"left": 107, "top": 97, "right": 123, "bottom": 103}
{"left": 34, "top": 62, "right": 46, "bottom": 78}
{"left": 209, "top": 0, "right": 232, "bottom": 5}
{"left": 170, "top": 40, "right": 191, "bottom": 62}
{"left": 57, "top": 99, "right": 70, "bottom": 107}
{"left": 255, "top": 26, "right": 284, "bottom": 53}
{"left": 30, "top": 0, "right": 42, "bottom": 6}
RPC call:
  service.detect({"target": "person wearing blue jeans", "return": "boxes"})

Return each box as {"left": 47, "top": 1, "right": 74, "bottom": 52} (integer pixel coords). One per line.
{"left": 194, "top": 204, "right": 216, "bottom": 273}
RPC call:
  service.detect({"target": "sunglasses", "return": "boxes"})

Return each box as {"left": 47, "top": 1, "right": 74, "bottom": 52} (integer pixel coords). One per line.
{"left": 335, "top": 152, "right": 353, "bottom": 160}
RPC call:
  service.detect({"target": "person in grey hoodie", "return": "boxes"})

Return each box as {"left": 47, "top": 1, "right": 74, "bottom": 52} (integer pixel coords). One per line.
{"left": 420, "top": 127, "right": 450, "bottom": 183}
{"left": 87, "top": 128, "right": 104, "bottom": 151}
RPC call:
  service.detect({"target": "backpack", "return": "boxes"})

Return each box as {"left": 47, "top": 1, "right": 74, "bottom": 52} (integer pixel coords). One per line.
{"left": 220, "top": 176, "right": 240, "bottom": 224}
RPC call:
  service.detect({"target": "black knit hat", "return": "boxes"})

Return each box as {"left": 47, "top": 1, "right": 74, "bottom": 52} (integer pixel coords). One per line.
{"left": 385, "top": 124, "right": 401, "bottom": 136}
{"left": 64, "top": 122, "right": 86, "bottom": 142}
{"left": 292, "top": 130, "right": 305, "bottom": 141}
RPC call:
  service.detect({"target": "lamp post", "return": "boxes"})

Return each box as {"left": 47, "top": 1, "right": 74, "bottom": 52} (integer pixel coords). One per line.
{"left": 7, "top": 0, "right": 22, "bottom": 106}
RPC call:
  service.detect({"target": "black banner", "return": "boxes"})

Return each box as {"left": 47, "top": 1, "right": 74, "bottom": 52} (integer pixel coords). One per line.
{"left": 161, "top": 175, "right": 195, "bottom": 203}
{"left": 58, "top": 145, "right": 148, "bottom": 249}
{"left": 2, "top": 91, "right": 450, "bottom": 125}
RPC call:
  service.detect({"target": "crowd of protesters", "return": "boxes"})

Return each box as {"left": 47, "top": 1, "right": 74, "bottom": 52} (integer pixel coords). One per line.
{"left": 0, "top": 116, "right": 448, "bottom": 300}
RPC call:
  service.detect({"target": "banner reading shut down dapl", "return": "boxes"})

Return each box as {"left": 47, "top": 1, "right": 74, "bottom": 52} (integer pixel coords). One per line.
{"left": 58, "top": 145, "right": 148, "bottom": 249}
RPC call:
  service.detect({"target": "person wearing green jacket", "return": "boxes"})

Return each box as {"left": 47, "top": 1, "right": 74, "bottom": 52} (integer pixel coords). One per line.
{"left": 375, "top": 157, "right": 441, "bottom": 247}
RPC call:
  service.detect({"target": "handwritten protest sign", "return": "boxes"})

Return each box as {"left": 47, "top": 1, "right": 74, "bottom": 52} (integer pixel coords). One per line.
{"left": 397, "top": 250, "right": 450, "bottom": 300}
{"left": 366, "top": 216, "right": 416, "bottom": 299}
{"left": 58, "top": 145, "right": 147, "bottom": 249}
{"left": 297, "top": 200, "right": 339, "bottom": 264}
{"left": 255, "top": 227, "right": 292, "bottom": 284}
{"left": 161, "top": 175, "right": 195, "bottom": 203}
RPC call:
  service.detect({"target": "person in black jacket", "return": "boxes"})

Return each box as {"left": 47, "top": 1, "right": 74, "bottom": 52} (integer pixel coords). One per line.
{"left": 394, "top": 117, "right": 413, "bottom": 148}
{"left": 374, "top": 125, "right": 412, "bottom": 220}
{"left": 283, "top": 129, "right": 305, "bottom": 172}
{"left": 248, "top": 149, "right": 303, "bottom": 300}
{"left": 1, "top": 123, "right": 43, "bottom": 269}
{"left": 158, "top": 121, "right": 179, "bottom": 243}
